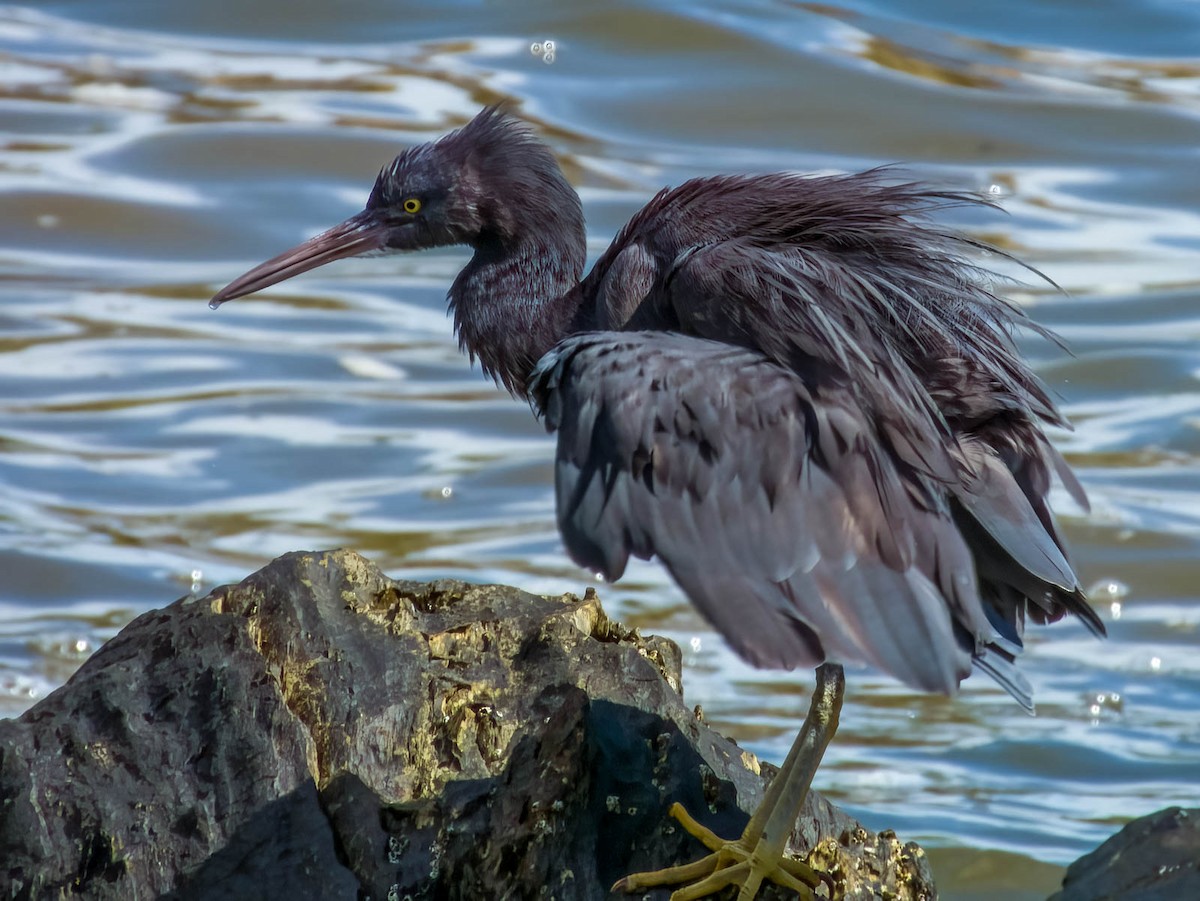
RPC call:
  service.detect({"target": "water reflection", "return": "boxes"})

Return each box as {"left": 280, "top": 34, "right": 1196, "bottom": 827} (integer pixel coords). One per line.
{"left": 2, "top": 1, "right": 1199, "bottom": 889}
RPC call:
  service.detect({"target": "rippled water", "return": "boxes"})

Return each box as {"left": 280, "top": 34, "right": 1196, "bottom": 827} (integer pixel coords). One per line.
{"left": 3, "top": 1, "right": 1199, "bottom": 896}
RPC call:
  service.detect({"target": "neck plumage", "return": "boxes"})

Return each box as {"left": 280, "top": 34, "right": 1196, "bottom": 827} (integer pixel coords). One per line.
{"left": 451, "top": 232, "right": 587, "bottom": 397}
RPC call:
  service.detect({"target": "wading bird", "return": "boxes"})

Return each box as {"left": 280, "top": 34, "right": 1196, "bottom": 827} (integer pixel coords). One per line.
{"left": 212, "top": 107, "right": 1105, "bottom": 900}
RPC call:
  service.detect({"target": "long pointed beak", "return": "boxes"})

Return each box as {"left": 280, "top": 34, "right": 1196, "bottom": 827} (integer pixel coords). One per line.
{"left": 210, "top": 210, "right": 387, "bottom": 308}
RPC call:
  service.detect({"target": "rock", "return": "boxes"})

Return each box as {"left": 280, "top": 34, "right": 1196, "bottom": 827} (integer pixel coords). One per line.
{"left": 1050, "top": 806, "right": 1200, "bottom": 901}
{"left": 0, "top": 549, "right": 935, "bottom": 900}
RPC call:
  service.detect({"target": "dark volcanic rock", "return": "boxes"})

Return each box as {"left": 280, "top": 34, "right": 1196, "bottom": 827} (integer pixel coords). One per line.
{"left": 0, "top": 549, "right": 934, "bottom": 900}
{"left": 1050, "top": 806, "right": 1200, "bottom": 901}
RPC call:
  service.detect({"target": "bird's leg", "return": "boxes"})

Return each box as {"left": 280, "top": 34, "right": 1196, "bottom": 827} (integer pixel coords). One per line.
{"left": 614, "top": 663, "right": 845, "bottom": 901}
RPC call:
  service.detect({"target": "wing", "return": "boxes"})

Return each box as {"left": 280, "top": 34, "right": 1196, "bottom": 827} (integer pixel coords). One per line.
{"left": 661, "top": 237, "right": 1071, "bottom": 482}
{"left": 556, "top": 173, "right": 1101, "bottom": 703}
{"left": 588, "top": 171, "right": 1067, "bottom": 439}
{"left": 529, "top": 331, "right": 1016, "bottom": 699}
{"left": 660, "top": 234, "right": 1103, "bottom": 630}
{"left": 951, "top": 423, "right": 1106, "bottom": 639}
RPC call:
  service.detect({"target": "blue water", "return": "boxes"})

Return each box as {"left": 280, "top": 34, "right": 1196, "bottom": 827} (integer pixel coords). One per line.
{"left": 2, "top": 2, "right": 1199, "bottom": 894}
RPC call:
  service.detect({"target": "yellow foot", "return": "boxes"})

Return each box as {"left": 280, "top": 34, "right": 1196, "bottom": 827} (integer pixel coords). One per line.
{"left": 613, "top": 803, "right": 831, "bottom": 901}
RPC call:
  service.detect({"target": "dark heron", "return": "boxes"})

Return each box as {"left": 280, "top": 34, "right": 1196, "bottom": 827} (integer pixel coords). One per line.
{"left": 212, "top": 107, "right": 1105, "bottom": 900}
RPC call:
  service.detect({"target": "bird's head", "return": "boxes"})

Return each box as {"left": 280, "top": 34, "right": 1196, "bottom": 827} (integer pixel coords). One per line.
{"left": 211, "top": 105, "right": 582, "bottom": 307}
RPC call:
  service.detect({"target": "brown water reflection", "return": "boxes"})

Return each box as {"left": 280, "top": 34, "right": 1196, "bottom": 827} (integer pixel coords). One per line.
{"left": 2, "top": 1, "right": 1199, "bottom": 895}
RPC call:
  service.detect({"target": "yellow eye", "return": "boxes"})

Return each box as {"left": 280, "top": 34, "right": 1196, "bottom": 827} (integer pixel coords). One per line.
{"left": 403, "top": 197, "right": 422, "bottom": 214}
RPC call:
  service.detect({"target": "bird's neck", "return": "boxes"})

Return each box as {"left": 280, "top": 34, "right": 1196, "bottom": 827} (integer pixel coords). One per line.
{"left": 452, "top": 232, "right": 587, "bottom": 397}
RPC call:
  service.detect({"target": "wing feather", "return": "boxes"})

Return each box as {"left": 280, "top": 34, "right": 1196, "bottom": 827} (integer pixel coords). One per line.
{"left": 530, "top": 331, "right": 1002, "bottom": 696}
{"left": 540, "top": 171, "right": 1105, "bottom": 706}
{"left": 951, "top": 437, "right": 1078, "bottom": 592}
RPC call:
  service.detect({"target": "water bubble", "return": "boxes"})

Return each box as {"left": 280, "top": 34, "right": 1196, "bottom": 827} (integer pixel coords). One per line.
{"left": 530, "top": 39, "right": 556, "bottom": 64}
{"left": 1087, "top": 579, "right": 1129, "bottom": 602}
{"left": 1111, "top": 601, "right": 1121, "bottom": 620}
{"left": 1087, "top": 690, "right": 1123, "bottom": 722}
{"left": 0, "top": 674, "right": 42, "bottom": 703}
{"left": 689, "top": 636, "right": 702, "bottom": 653}
{"left": 988, "top": 184, "right": 1003, "bottom": 196}
{"left": 1150, "top": 656, "right": 1162, "bottom": 671}
{"left": 190, "top": 569, "right": 203, "bottom": 594}
{"left": 440, "top": 486, "right": 453, "bottom": 499}
{"left": 593, "top": 572, "right": 605, "bottom": 583}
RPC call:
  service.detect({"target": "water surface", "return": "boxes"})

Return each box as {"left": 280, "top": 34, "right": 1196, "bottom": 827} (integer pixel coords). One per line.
{"left": 2, "top": 2, "right": 1199, "bottom": 896}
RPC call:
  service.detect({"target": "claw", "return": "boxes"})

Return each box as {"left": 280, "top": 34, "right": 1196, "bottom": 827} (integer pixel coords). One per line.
{"left": 614, "top": 665, "right": 846, "bottom": 901}
{"left": 614, "top": 802, "right": 823, "bottom": 901}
